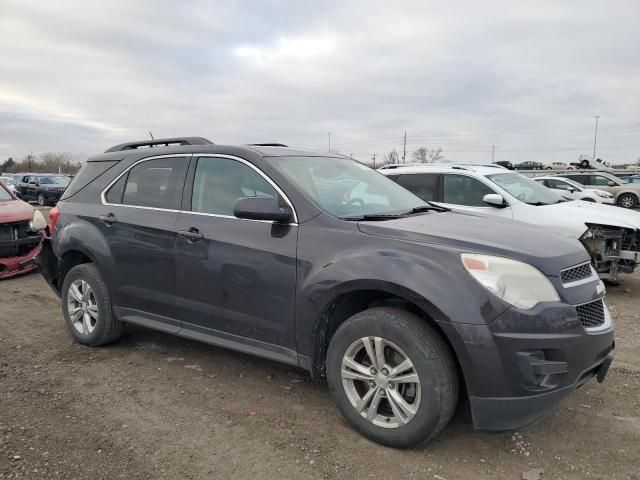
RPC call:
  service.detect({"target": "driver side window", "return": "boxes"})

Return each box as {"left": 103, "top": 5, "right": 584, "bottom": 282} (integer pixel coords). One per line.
{"left": 443, "top": 174, "right": 495, "bottom": 207}
{"left": 192, "top": 157, "right": 277, "bottom": 216}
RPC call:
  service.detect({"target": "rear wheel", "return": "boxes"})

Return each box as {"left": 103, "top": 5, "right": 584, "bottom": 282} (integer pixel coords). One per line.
{"left": 61, "top": 264, "right": 123, "bottom": 346}
{"left": 617, "top": 193, "right": 637, "bottom": 209}
{"left": 326, "top": 307, "right": 458, "bottom": 448}
{"left": 581, "top": 197, "right": 596, "bottom": 202}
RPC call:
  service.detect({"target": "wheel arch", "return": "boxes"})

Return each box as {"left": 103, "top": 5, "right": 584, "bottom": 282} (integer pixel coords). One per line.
{"left": 56, "top": 247, "right": 97, "bottom": 292}
{"left": 309, "top": 280, "right": 467, "bottom": 393}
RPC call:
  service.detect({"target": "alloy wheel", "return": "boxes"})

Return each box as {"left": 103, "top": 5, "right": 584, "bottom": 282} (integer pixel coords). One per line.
{"left": 341, "top": 336, "right": 421, "bottom": 428}
{"left": 619, "top": 195, "right": 635, "bottom": 208}
{"left": 67, "top": 279, "right": 98, "bottom": 335}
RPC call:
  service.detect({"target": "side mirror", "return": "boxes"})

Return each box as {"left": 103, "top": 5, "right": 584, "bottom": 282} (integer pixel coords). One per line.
{"left": 567, "top": 187, "right": 576, "bottom": 193}
{"left": 482, "top": 193, "right": 507, "bottom": 208}
{"left": 607, "top": 181, "right": 615, "bottom": 187}
{"left": 234, "top": 196, "right": 292, "bottom": 223}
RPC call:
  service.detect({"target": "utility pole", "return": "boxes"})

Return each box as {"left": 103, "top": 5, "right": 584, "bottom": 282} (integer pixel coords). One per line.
{"left": 328, "top": 132, "right": 331, "bottom": 152}
{"left": 491, "top": 145, "right": 498, "bottom": 163}
{"left": 592, "top": 116, "right": 600, "bottom": 159}
{"left": 402, "top": 131, "right": 407, "bottom": 163}
{"left": 372, "top": 153, "right": 376, "bottom": 168}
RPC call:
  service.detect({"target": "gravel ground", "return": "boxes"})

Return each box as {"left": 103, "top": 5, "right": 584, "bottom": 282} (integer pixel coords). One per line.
{"left": 0, "top": 251, "right": 639, "bottom": 479}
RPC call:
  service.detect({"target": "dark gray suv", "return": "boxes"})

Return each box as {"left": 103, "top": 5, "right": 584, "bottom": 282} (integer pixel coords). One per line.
{"left": 38, "top": 137, "right": 615, "bottom": 448}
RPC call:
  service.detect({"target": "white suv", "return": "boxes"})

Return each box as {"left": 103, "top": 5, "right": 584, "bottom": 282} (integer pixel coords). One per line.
{"left": 380, "top": 164, "right": 640, "bottom": 280}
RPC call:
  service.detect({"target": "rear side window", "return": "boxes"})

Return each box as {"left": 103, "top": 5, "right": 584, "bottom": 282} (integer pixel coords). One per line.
{"left": 395, "top": 174, "right": 439, "bottom": 202}
{"left": 443, "top": 174, "right": 495, "bottom": 206}
{"left": 565, "top": 174, "right": 588, "bottom": 185}
{"left": 61, "top": 161, "right": 119, "bottom": 200}
{"left": 545, "top": 179, "right": 575, "bottom": 191}
{"left": 191, "top": 157, "right": 277, "bottom": 216}
{"left": 107, "top": 157, "right": 188, "bottom": 210}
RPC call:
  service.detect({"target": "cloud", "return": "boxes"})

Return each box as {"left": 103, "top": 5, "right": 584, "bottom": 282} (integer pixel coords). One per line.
{"left": 0, "top": 0, "right": 639, "bottom": 164}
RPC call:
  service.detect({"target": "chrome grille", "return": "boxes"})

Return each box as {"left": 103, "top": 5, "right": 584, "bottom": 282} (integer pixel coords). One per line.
{"left": 576, "top": 300, "right": 605, "bottom": 329}
{"left": 561, "top": 263, "right": 593, "bottom": 285}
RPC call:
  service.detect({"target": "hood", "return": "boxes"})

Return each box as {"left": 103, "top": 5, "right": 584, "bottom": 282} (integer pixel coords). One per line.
{"left": 358, "top": 211, "right": 589, "bottom": 276}
{"left": 536, "top": 201, "right": 640, "bottom": 234}
{"left": 0, "top": 199, "right": 34, "bottom": 223}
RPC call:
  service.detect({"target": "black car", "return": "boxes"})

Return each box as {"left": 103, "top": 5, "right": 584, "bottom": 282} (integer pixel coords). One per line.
{"left": 16, "top": 174, "right": 69, "bottom": 205}
{"left": 37, "top": 137, "right": 614, "bottom": 448}
{"left": 514, "top": 161, "right": 544, "bottom": 170}
{"left": 492, "top": 160, "right": 514, "bottom": 170}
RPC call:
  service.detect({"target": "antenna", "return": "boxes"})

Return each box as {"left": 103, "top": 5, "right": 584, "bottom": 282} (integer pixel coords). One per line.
{"left": 149, "top": 131, "right": 155, "bottom": 140}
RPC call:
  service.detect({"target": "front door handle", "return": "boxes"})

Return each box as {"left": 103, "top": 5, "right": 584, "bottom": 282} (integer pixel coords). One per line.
{"left": 99, "top": 213, "right": 117, "bottom": 225}
{"left": 177, "top": 228, "right": 204, "bottom": 242}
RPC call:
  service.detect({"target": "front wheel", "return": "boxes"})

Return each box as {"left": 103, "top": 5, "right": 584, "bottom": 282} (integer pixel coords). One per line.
{"left": 617, "top": 193, "right": 637, "bottom": 209}
{"left": 326, "top": 307, "right": 459, "bottom": 448}
{"left": 581, "top": 197, "right": 596, "bottom": 202}
{"left": 61, "top": 263, "right": 123, "bottom": 346}
{"left": 37, "top": 193, "right": 46, "bottom": 206}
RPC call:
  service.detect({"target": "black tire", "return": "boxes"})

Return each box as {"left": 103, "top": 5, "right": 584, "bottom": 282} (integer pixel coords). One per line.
{"left": 581, "top": 197, "right": 596, "bottom": 202}
{"left": 326, "top": 307, "right": 459, "bottom": 448}
{"left": 37, "top": 193, "right": 46, "bottom": 206}
{"left": 61, "top": 263, "right": 123, "bottom": 346}
{"left": 617, "top": 193, "right": 637, "bottom": 209}
{"left": 581, "top": 159, "right": 590, "bottom": 168}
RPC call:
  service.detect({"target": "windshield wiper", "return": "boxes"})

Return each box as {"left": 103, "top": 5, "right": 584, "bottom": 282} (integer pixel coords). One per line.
{"left": 407, "top": 203, "right": 450, "bottom": 214}
{"left": 342, "top": 213, "right": 406, "bottom": 221}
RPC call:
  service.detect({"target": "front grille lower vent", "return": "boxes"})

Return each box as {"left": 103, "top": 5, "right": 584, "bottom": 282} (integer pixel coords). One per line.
{"left": 576, "top": 300, "right": 605, "bottom": 329}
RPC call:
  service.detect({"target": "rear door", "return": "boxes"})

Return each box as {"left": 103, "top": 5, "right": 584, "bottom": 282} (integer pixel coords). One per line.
{"left": 173, "top": 155, "right": 298, "bottom": 355}
{"left": 99, "top": 155, "right": 190, "bottom": 329}
{"left": 394, "top": 173, "right": 441, "bottom": 203}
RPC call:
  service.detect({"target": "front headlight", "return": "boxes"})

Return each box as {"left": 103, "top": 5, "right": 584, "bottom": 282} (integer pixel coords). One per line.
{"left": 29, "top": 209, "right": 47, "bottom": 231}
{"left": 461, "top": 253, "right": 560, "bottom": 310}
{"left": 595, "top": 191, "right": 613, "bottom": 198}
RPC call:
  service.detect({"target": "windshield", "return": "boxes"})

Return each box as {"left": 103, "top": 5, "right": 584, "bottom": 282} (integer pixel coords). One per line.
{"left": 38, "top": 176, "right": 68, "bottom": 185}
{"left": 0, "top": 177, "right": 16, "bottom": 185}
{"left": 558, "top": 178, "right": 583, "bottom": 189}
{"left": 274, "top": 156, "right": 427, "bottom": 218}
{"left": 487, "top": 172, "right": 564, "bottom": 205}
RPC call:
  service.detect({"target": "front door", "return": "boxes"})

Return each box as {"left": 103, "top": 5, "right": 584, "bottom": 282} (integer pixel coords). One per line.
{"left": 173, "top": 155, "right": 298, "bottom": 355}
{"left": 438, "top": 173, "right": 514, "bottom": 219}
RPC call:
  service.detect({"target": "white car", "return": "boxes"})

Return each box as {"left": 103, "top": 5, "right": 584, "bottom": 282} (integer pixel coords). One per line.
{"left": 0, "top": 176, "right": 17, "bottom": 195}
{"left": 533, "top": 176, "right": 614, "bottom": 204}
{"left": 381, "top": 164, "right": 640, "bottom": 280}
{"left": 545, "top": 162, "right": 574, "bottom": 170}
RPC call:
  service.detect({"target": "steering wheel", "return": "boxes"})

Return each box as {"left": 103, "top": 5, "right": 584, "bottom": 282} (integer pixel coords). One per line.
{"left": 346, "top": 198, "right": 364, "bottom": 206}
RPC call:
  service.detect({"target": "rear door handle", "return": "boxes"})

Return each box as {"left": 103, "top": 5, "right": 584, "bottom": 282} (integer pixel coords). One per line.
{"left": 99, "top": 213, "right": 117, "bottom": 225}
{"left": 177, "top": 228, "right": 204, "bottom": 242}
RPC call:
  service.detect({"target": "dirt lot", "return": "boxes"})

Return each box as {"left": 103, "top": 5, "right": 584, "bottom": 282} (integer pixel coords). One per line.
{"left": 1, "top": 244, "right": 639, "bottom": 479}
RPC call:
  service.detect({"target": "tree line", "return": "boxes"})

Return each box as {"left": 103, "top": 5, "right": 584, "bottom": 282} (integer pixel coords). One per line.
{"left": 1, "top": 153, "right": 85, "bottom": 175}
{"left": 380, "top": 147, "right": 445, "bottom": 166}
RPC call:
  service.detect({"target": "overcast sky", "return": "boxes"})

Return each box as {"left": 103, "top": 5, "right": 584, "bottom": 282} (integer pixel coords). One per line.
{"left": 1, "top": 0, "right": 639, "bottom": 165}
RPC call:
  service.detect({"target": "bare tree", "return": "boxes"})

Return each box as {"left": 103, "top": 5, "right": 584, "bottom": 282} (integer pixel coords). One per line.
{"left": 2, "top": 152, "right": 85, "bottom": 174}
{"left": 411, "top": 147, "right": 445, "bottom": 163}
{"left": 382, "top": 148, "right": 400, "bottom": 165}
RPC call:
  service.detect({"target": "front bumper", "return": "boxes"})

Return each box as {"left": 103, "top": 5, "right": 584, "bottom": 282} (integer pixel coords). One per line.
{"left": 470, "top": 342, "right": 614, "bottom": 430}
{"left": 0, "top": 241, "right": 42, "bottom": 279}
{"left": 437, "top": 299, "right": 615, "bottom": 431}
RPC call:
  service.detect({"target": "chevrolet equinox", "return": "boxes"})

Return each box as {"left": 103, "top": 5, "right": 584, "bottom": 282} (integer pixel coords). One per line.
{"left": 37, "top": 137, "right": 615, "bottom": 448}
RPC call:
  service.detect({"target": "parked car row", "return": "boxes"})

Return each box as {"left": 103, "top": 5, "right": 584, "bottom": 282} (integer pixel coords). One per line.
{"left": 0, "top": 172, "right": 71, "bottom": 205}
{"left": 35, "top": 137, "right": 615, "bottom": 449}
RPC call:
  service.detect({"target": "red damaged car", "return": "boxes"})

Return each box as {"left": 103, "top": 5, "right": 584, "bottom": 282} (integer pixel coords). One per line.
{"left": 0, "top": 180, "right": 46, "bottom": 279}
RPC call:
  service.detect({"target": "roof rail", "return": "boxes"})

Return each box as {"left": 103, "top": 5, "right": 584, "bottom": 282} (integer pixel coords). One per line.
{"left": 104, "top": 137, "right": 213, "bottom": 153}
{"left": 247, "top": 143, "right": 289, "bottom": 147}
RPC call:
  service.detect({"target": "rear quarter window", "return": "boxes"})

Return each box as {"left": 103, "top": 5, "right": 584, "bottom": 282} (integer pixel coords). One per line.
{"left": 60, "top": 161, "right": 120, "bottom": 200}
